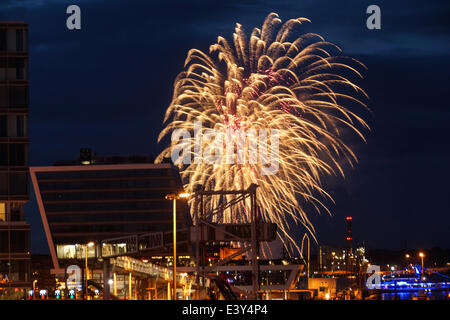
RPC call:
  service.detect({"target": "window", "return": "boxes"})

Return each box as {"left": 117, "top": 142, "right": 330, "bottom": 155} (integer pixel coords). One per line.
{"left": 0, "top": 87, "right": 7, "bottom": 107}
{"left": 0, "top": 144, "right": 7, "bottom": 165}
{"left": 9, "top": 172, "right": 27, "bottom": 195}
{"left": 17, "top": 115, "right": 25, "bottom": 136}
{"left": 0, "top": 202, "right": 5, "bottom": 221}
{"left": 9, "top": 203, "right": 22, "bottom": 221}
{"left": 16, "top": 67, "right": 24, "bottom": 80}
{"left": 0, "top": 116, "right": 26, "bottom": 137}
{"left": 0, "top": 116, "right": 6, "bottom": 137}
{"left": 56, "top": 244, "right": 92, "bottom": 260}
{"left": 16, "top": 29, "right": 23, "bottom": 52}
{"left": 0, "top": 30, "right": 6, "bottom": 51}
{"left": 0, "top": 173, "right": 6, "bottom": 195}
{"left": 10, "top": 230, "right": 29, "bottom": 252}
{"left": 9, "top": 144, "right": 26, "bottom": 166}
{"left": 57, "top": 244, "right": 77, "bottom": 259}
{"left": 0, "top": 231, "right": 7, "bottom": 252}
{"left": 7, "top": 115, "right": 16, "bottom": 137}
{"left": 9, "top": 86, "right": 28, "bottom": 108}
{"left": 0, "top": 60, "right": 5, "bottom": 81}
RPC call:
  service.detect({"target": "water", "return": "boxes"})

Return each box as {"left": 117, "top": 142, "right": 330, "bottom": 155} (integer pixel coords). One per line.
{"left": 381, "top": 290, "right": 450, "bottom": 300}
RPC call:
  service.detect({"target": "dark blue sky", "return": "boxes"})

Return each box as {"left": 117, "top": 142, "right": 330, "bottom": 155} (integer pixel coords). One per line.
{"left": 2, "top": 0, "right": 450, "bottom": 253}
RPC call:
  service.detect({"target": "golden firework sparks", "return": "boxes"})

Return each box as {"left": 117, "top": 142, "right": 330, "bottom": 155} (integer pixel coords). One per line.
{"left": 157, "top": 12, "right": 370, "bottom": 252}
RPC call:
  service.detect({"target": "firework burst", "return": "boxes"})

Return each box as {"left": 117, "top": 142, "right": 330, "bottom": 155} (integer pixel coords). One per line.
{"left": 157, "top": 12, "right": 370, "bottom": 252}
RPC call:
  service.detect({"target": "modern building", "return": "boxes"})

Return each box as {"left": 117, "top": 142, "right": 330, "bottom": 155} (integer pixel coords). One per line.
{"left": 30, "top": 151, "right": 192, "bottom": 277}
{"left": 0, "top": 21, "right": 31, "bottom": 298}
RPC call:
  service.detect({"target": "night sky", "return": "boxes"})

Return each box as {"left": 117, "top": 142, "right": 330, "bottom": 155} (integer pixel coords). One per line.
{"left": 1, "top": 0, "right": 450, "bottom": 254}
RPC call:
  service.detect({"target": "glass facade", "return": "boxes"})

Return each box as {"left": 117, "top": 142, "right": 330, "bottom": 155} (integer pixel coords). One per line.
{"left": 0, "top": 22, "right": 30, "bottom": 294}
{"left": 56, "top": 244, "right": 96, "bottom": 260}
{"left": 32, "top": 162, "right": 192, "bottom": 269}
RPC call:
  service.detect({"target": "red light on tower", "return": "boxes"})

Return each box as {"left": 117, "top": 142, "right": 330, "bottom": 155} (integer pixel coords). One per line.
{"left": 346, "top": 216, "right": 352, "bottom": 255}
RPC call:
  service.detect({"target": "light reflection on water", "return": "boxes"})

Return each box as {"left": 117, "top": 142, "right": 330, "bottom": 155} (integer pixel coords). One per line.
{"left": 381, "top": 290, "right": 450, "bottom": 300}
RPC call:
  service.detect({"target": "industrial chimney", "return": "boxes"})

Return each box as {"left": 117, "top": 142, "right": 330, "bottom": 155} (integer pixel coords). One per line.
{"left": 345, "top": 216, "right": 352, "bottom": 254}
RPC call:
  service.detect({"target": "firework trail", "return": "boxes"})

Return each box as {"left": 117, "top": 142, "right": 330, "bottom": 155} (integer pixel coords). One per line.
{"left": 157, "top": 12, "right": 369, "bottom": 252}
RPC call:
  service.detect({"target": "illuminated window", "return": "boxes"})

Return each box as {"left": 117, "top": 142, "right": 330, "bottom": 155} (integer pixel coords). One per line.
{"left": 56, "top": 244, "right": 76, "bottom": 259}
{"left": 0, "top": 203, "right": 5, "bottom": 221}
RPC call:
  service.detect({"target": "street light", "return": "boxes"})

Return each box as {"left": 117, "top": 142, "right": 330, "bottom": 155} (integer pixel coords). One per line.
{"left": 419, "top": 252, "right": 425, "bottom": 281}
{"left": 301, "top": 233, "right": 310, "bottom": 287}
{"left": 405, "top": 254, "right": 410, "bottom": 268}
{"left": 32, "top": 279, "right": 37, "bottom": 299}
{"left": 331, "top": 252, "right": 335, "bottom": 272}
{"left": 85, "top": 241, "right": 95, "bottom": 300}
{"left": 165, "top": 191, "right": 190, "bottom": 300}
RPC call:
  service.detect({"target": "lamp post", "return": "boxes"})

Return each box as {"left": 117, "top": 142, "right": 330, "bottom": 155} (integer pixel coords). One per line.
{"left": 331, "top": 252, "right": 335, "bottom": 272}
{"left": 165, "top": 192, "right": 190, "bottom": 300}
{"left": 32, "top": 279, "right": 37, "bottom": 299}
{"left": 85, "top": 241, "right": 95, "bottom": 300}
{"left": 301, "top": 233, "right": 310, "bottom": 288}
{"left": 419, "top": 252, "right": 425, "bottom": 281}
